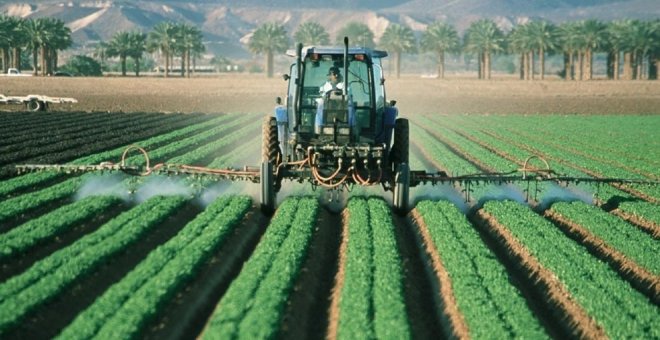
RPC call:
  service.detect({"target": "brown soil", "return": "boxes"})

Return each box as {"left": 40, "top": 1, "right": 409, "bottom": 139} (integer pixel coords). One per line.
{"left": 325, "top": 209, "right": 349, "bottom": 340}
{"left": 2, "top": 75, "right": 659, "bottom": 115}
{"left": 473, "top": 209, "right": 607, "bottom": 339}
{"left": 410, "top": 208, "right": 470, "bottom": 339}
{"left": 545, "top": 210, "right": 660, "bottom": 304}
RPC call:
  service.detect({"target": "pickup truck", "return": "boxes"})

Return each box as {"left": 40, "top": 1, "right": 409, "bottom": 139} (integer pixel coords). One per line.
{"left": 1, "top": 68, "right": 32, "bottom": 76}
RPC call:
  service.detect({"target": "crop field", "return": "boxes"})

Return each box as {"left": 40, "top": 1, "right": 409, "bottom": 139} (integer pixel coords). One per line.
{"left": 0, "top": 77, "right": 659, "bottom": 339}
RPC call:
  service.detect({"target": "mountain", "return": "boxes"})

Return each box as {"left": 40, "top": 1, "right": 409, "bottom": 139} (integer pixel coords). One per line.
{"left": 1, "top": 0, "right": 657, "bottom": 59}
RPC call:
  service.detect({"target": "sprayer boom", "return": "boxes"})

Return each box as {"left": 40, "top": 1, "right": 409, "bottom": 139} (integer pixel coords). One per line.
{"left": 14, "top": 146, "right": 659, "bottom": 205}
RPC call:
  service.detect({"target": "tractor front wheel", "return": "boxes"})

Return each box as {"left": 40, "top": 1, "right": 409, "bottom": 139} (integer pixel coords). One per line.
{"left": 26, "top": 100, "right": 44, "bottom": 112}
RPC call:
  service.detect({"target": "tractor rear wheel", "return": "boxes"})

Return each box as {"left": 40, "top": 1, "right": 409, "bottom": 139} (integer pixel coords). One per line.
{"left": 261, "top": 116, "right": 281, "bottom": 214}
{"left": 262, "top": 116, "right": 281, "bottom": 166}
{"left": 393, "top": 162, "right": 410, "bottom": 215}
{"left": 391, "top": 118, "right": 409, "bottom": 172}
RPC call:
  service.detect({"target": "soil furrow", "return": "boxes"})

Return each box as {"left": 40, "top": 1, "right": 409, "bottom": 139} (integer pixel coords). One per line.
{"left": 545, "top": 209, "right": 660, "bottom": 304}
{"left": 472, "top": 209, "right": 607, "bottom": 339}
{"left": 409, "top": 208, "right": 469, "bottom": 339}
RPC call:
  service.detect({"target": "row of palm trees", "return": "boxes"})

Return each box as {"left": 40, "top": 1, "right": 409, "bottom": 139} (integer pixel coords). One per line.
{"left": 255, "top": 18, "right": 659, "bottom": 80}
{"left": 0, "top": 16, "right": 205, "bottom": 77}
{"left": 93, "top": 22, "right": 205, "bottom": 77}
{"left": 2, "top": 15, "right": 657, "bottom": 80}
{"left": 0, "top": 16, "right": 71, "bottom": 75}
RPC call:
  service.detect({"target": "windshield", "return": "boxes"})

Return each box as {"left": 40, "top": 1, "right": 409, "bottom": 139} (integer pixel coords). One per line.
{"left": 299, "top": 55, "right": 373, "bottom": 131}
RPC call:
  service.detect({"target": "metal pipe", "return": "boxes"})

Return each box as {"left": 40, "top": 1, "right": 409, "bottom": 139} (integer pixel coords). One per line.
{"left": 343, "top": 37, "right": 348, "bottom": 97}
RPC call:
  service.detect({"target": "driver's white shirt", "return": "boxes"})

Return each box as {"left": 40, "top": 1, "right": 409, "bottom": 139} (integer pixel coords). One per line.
{"left": 319, "top": 81, "right": 344, "bottom": 94}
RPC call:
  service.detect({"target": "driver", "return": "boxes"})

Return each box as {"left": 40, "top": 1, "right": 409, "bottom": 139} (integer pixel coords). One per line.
{"left": 319, "top": 66, "right": 344, "bottom": 95}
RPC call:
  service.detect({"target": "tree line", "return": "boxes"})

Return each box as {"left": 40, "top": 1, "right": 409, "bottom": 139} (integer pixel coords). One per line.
{"left": 257, "top": 18, "right": 660, "bottom": 80}
{"left": 1, "top": 15, "right": 658, "bottom": 79}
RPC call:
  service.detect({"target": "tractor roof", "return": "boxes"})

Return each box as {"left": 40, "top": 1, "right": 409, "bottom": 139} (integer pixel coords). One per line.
{"left": 287, "top": 46, "right": 388, "bottom": 59}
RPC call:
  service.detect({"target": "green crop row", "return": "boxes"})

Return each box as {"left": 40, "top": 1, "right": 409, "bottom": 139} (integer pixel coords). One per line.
{"left": 416, "top": 116, "right": 517, "bottom": 172}
{"left": 122, "top": 113, "right": 255, "bottom": 165}
{"left": 0, "top": 114, "right": 245, "bottom": 225}
{"left": 0, "top": 195, "right": 187, "bottom": 334}
{"left": 410, "top": 123, "right": 479, "bottom": 176}
{"left": 203, "top": 196, "right": 318, "bottom": 339}
{"left": 0, "top": 177, "right": 83, "bottom": 225}
{"left": 335, "top": 197, "right": 410, "bottom": 339}
{"left": 482, "top": 200, "right": 660, "bottom": 338}
{"left": 472, "top": 115, "right": 659, "bottom": 170}
{"left": 0, "top": 196, "right": 121, "bottom": 260}
{"left": 617, "top": 201, "right": 660, "bottom": 226}
{"left": 0, "top": 114, "right": 231, "bottom": 198}
{"left": 550, "top": 201, "right": 659, "bottom": 274}
{"left": 58, "top": 195, "right": 251, "bottom": 339}
{"left": 416, "top": 200, "right": 548, "bottom": 338}
{"left": 167, "top": 119, "right": 260, "bottom": 165}
{"left": 443, "top": 115, "right": 660, "bottom": 201}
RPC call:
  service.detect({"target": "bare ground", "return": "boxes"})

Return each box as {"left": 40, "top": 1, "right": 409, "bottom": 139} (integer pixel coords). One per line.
{"left": 2, "top": 75, "right": 659, "bottom": 115}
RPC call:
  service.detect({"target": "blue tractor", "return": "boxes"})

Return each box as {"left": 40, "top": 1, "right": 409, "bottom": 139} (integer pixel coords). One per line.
{"left": 260, "top": 38, "right": 411, "bottom": 214}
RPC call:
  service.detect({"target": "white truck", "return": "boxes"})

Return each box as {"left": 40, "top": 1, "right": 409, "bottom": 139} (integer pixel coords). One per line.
{"left": 1, "top": 68, "right": 32, "bottom": 76}
{"left": 0, "top": 94, "right": 78, "bottom": 111}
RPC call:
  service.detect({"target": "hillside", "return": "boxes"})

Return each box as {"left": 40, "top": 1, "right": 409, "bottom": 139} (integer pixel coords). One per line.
{"left": 1, "top": 0, "right": 657, "bottom": 59}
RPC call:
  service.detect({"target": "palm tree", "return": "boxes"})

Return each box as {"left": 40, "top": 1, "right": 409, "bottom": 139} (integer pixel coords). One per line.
{"left": 606, "top": 20, "right": 632, "bottom": 80}
{"left": 649, "top": 19, "right": 660, "bottom": 80}
{"left": 248, "top": 22, "right": 289, "bottom": 78}
{"left": 575, "top": 20, "right": 606, "bottom": 80}
{"left": 11, "top": 17, "right": 29, "bottom": 70}
{"left": 526, "top": 20, "right": 557, "bottom": 80}
{"left": 92, "top": 41, "right": 109, "bottom": 71}
{"left": 46, "top": 18, "right": 72, "bottom": 75}
{"left": 0, "top": 16, "right": 13, "bottom": 72}
{"left": 294, "top": 22, "right": 330, "bottom": 45}
{"left": 148, "top": 21, "right": 177, "bottom": 77}
{"left": 557, "top": 22, "right": 582, "bottom": 80}
{"left": 0, "top": 16, "right": 27, "bottom": 72}
{"left": 509, "top": 23, "right": 533, "bottom": 80}
{"left": 335, "top": 22, "right": 374, "bottom": 48}
{"left": 128, "top": 31, "right": 146, "bottom": 76}
{"left": 420, "top": 21, "right": 459, "bottom": 79}
{"left": 464, "top": 19, "right": 505, "bottom": 79}
{"left": 23, "top": 18, "right": 50, "bottom": 76}
{"left": 107, "top": 31, "right": 133, "bottom": 76}
{"left": 380, "top": 23, "right": 416, "bottom": 79}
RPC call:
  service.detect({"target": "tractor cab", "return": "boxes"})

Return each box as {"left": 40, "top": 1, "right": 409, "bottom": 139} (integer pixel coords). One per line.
{"left": 275, "top": 43, "right": 398, "bottom": 163}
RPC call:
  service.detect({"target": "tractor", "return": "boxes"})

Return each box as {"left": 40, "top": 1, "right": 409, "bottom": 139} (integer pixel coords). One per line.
{"left": 260, "top": 38, "right": 412, "bottom": 214}
{"left": 15, "top": 38, "right": 659, "bottom": 215}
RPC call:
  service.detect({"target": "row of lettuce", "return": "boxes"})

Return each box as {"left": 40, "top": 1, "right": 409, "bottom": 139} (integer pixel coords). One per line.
{"left": 410, "top": 114, "right": 659, "bottom": 228}
{"left": 0, "top": 112, "right": 267, "bottom": 336}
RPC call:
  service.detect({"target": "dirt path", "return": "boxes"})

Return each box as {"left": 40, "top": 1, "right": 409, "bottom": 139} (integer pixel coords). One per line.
{"left": 3, "top": 76, "right": 659, "bottom": 115}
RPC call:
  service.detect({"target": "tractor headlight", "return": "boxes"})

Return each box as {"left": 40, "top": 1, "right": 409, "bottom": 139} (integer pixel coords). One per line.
{"left": 338, "top": 127, "right": 350, "bottom": 135}
{"left": 322, "top": 127, "right": 334, "bottom": 135}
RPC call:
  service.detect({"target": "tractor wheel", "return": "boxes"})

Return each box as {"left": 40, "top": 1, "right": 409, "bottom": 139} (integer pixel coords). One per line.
{"left": 393, "top": 162, "right": 410, "bottom": 215}
{"left": 26, "top": 100, "right": 44, "bottom": 112}
{"left": 391, "top": 118, "right": 409, "bottom": 172}
{"left": 262, "top": 116, "right": 281, "bottom": 166}
{"left": 260, "top": 161, "right": 276, "bottom": 215}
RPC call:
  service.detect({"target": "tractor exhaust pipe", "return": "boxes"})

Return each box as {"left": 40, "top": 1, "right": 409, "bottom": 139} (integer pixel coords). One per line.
{"left": 294, "top": 43, "right": 303, "bottom": 127}
{"left": 343, "top": 37, "right": 348, "bottom": 97}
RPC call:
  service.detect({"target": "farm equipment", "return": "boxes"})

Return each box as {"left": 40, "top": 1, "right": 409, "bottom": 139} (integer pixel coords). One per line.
{"left": 14, "top": 38, "right": 660, "bottom": 214}
{"left": 0, "top": 94, "right": 78, "bottom": 111}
